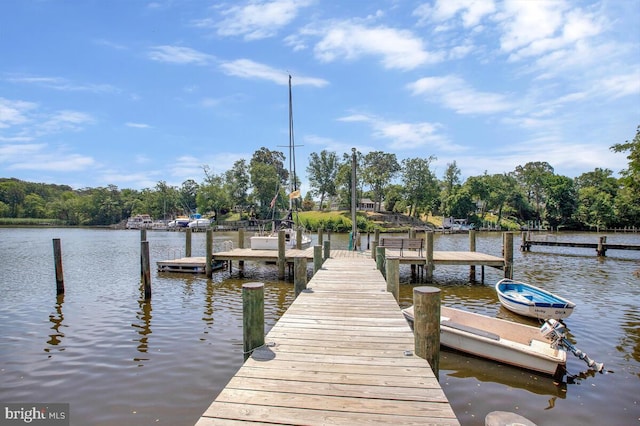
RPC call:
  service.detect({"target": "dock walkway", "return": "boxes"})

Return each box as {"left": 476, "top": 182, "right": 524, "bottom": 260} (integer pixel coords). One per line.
{"left": 196, "top": 252, "right": 459, "bottom": 425}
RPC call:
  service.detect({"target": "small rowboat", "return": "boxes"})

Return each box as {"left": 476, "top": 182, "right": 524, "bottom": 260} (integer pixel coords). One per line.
{"left": 496, "top": 278, "right": 575, "bottom": 320}
{"left": 402, "top": 305, "right": 566, "bottom": 375}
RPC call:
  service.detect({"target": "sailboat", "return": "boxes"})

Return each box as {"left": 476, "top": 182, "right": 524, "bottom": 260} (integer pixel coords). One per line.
{"left": 250, "top": 75, "right": 312, "bottom": 251}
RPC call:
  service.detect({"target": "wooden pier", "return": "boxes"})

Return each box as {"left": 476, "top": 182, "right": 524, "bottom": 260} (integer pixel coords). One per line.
{"left": 196, "top": 252, "right": 459, "bottom": 425}
{"left": 521, "top": 233, "right": 640, "bottom": 257}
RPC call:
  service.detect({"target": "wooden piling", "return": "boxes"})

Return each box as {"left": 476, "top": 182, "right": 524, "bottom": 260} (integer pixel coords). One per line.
{"left": 238, "top": 228, "right": 245, "bottom": 270}
{"left": 503, "top": 232, "right": 514, "bottom": 279}
{"left": 597, "top": 236, "right": 607, "bottom": 256}
{"left": 278, "top": 230, "right": 285, "bottom": 279}
{"left": 385, "top": 257, "right": 399, "bottom": 301}
{"left": 294, "top": 256, "right": 307, "bottom": 297}
{"left": 323, "top": 240, "right": 330, "bottom": 261}
{"left": 469, "top": 230, "right": 476, "bottom": 282}
{"left": 317, "top": 228, "right": 323, "bottom": 246}
{"left": 185, "top": 227, "right": 192, "bottom": 257}
{"left": 376, "top": 246, "right": 386, "bottom": 277}
{"left": 296, "top": 228, "right": 302, "bottom": 250}
{"left": 141, "top": 240, "right": 151, "bottom": 300}
{"left": 242, "top": 282, "right": 265, "bottom": 360}
{"left": 52, "top": 238, "right": 64, "bottom": 295}
{"left": 425, "top": 231, "right": 434, "bottom": 283}
{"left": 413, "top": 286, "right": 440, "bottom": 379}
{"left": 313, "top": 245, "right": 322, "bottom": 274}
{"left": 205, "top": 229, "right": 213, "bottom": 278}
{"left": 139, "top": 229, "right": 146, "bottom": 278}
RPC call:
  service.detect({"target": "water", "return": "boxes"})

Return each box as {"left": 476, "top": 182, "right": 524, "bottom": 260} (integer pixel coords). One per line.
{"left": 0, "top": 228, "right": 638, "bottom": 425}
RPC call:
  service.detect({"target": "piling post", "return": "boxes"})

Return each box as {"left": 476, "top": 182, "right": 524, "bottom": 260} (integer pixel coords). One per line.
{"left": 313, "top": 245, "right": 322, "bottom": 274}
{"left": 141, "top": 240, "right": 151, "bottom": 300}
{"left": 206, "top": 229, "right": 213, "bottom": 277}
{"left": 317, "top": 228, "right": 323, "bottom": 245}
{"left": 238, "top": 228, "right": 245, "bottom": 270}
{"left": 376, "top": 246, "right": 386, "bottom": 277}
{"left": 425, "top": 231, "right": 434, "bottom": 283}
{"left": 294, "top": 256, "right": 307, "bottom": 297}
{"left": 185, "top": 227, "right": 192, "bottom": 257}
{"left": 139, "top": 229, "right": 146, "bottom": 278}
{"left": 597, "top": 236, "right": 607, "bottom": 256}
{"left": 386, "top": 257, "right": 399, "bottom": 301}
{"left": 413, "top": 286, "right": 440, "bottom": 380}
{"left": 52, "top": 238, "right": 64, "bottom": 295}
{"left": 370, "top": 240, "right": 378, "bottom": 260}
{"left": 278, "top": 230, "right": 286, "bottom": 279}
{"left": 503, "top": 232, "right": 514, "bottom": 279}
{"left": 242, "top": 282, "right": 265, "bottom": 360}
{"left": 469, "top": 230, "right": 476, "bottom": 283}
{"left": 323, "top": 240, "right": 330, "bottom": 261}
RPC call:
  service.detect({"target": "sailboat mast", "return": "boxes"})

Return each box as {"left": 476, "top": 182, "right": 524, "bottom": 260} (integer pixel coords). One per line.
{"left": 288, "top": 75, "right": 296, "bottom": 210}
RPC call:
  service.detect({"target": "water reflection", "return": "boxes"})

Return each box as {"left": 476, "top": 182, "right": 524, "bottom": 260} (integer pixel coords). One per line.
{"left": 202, "top": 279, "right": 215, "bottom": 337}
{"left": 132, "top": 287, "right": 152, "bottom": 366}
{"left": 44, "top": 294, "right": 66, "bottom": 356}
{"left": 441, "top": 348, "right": 568, "bottom": 399}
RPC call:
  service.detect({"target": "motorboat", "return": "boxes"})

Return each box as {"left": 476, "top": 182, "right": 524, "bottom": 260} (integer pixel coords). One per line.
{"left": 496, "top": 278, "right": 575, "bottom": 320}
{"left": 402, "top": 305, "right": 566, "bottom": 376}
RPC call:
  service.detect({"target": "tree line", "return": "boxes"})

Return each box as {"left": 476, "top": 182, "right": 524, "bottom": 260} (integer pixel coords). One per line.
{"left": 1, "top": 126, "right": 638, "bottom": 230}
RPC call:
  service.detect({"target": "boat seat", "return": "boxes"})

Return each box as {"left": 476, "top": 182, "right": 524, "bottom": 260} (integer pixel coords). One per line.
{"left": 442, "top": 320, "right": 500, "bottom": 341}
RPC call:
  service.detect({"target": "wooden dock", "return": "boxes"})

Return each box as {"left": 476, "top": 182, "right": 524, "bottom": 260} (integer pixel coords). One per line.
{"left": 196, "top": 252, "right": 459, "bottom": 425}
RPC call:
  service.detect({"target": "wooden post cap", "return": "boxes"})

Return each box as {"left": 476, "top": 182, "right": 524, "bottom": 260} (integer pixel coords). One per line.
{"left": 243, "top": 282, "right": 264, "bottom": 291}
{"left": 485, "top": 411, "right": 536, "bottom": 426}
{"left": 414, "top": 286, "right": 440, "bottom": 295}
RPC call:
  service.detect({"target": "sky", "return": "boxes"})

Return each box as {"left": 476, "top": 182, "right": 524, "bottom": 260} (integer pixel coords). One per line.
{"left": 1, "top": 0, "right": 639, "bottom": 194}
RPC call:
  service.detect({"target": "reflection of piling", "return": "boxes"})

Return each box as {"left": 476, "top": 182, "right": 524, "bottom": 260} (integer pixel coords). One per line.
{"left": 243, "top": 282, "right": 265, "bottom": 360}
{"left": 52, "top": 238, "right": 64, "bottom": 295}
{"left": 141, "top": 241, "right": 151, "bottom": 300}
{"left": 413, "top": 286, "right": 440, "bottom": 380}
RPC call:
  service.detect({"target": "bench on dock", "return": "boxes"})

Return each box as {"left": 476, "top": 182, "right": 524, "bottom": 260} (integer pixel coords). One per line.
{"left": 379, "top": 237, "right": 424, "bottom": 257}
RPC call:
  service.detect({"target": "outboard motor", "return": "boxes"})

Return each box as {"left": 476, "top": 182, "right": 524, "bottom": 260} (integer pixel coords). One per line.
{"left": 540, "top": 319, "right": 604, "bottom": 372}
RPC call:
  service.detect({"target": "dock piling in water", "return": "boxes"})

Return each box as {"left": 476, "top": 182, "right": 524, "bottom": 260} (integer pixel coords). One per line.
{"left": 52, "top": 238, "right": 64, "bottom": 295}
{"left": 242, "top": 282, "right": 265, "bottom": 360}
{"left": 413, "top": 286, "right": 441, "bottom": 380}
{"left": 141, "top": 240, "right": 151, "bottom": 300}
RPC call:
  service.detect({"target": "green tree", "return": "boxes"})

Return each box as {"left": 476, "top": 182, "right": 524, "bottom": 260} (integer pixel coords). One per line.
{"left": 306, "top": 150, "right": 338, "bottom": 211}
{"left": 224, "top": 159, "right": 250, "bottom": 218}
{"left": 544, "top": 175, "right": 577, "bottom": 229}
{"left": 362, "top": 151, "right": 400, "bottom": 212}
{"left": 514, "top": 161, "right": 554, "bottom": 219}
{"left": 401, "top": 156, "right": 438, "bottom": 218}
{"left": 574, "top": 168, "right": 618, "bottom": 229}
{"left": 610, "top": 125, "right": 640, "bottom": 226}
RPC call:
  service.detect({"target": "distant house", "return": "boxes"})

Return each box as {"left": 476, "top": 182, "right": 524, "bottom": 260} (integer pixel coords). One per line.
{"left": 357, "top": 198, "right": 376, "bottom": 211}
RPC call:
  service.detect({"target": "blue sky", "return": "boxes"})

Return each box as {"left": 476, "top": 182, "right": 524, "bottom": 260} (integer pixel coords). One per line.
{"left": 1, "top": 0, "right": 639, "bottom": 193}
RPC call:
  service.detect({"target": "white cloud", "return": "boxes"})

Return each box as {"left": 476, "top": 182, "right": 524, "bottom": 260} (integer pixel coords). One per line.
{"left": 408, "top": 75, "right": 513, "bottom": 114}
{"left": 219, "top": 59, "right": 328, "bottom": 87}
{"left": 6, "top": 74, "right": 118, "bottom": 93}
{"left": 8, "top": 153, "right": 95, "bottom": 172}
{"left": 312, "top": 21, "right": 440, "bottom": 70}
{"left": 126, "top": 122, "right": 152, "bottom": 129}
{"left": 214, "top": 0, "right": 314, "bottom": 40}
{"left": 414, "top": 0, "right": 496, "bottom": 28}
{"left": 148, "top": 45, "right": 213, "bottom": 65}
{"left": 0, "top": 98, "right": 38, "bottom": 128}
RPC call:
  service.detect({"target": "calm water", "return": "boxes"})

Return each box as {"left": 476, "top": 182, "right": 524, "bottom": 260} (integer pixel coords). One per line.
{"left": 0, "top": 228, "right": 638, "bottom": 425}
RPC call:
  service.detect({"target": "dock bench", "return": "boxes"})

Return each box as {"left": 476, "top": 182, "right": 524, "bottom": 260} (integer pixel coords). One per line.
{"left": 379, "top": 237, "right": 424, "bottom": 257}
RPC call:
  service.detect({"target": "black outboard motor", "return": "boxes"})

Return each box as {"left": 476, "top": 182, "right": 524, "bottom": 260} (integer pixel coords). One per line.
{"left": 540, "top": 319, "right": 604, "bottom": 372}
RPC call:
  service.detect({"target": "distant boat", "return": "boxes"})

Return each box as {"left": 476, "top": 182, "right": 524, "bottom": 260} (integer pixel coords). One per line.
{"left": 402, "top": 305, "right": 566, "bottom": 376}
{"left": 188, "top": 218, "right": 211, "bottom": 230}
{"left": 126, "top": 214, "right": 153, "bottom": 229}
{"left": 495, "top": 278, "right": 576, "bottom": 320}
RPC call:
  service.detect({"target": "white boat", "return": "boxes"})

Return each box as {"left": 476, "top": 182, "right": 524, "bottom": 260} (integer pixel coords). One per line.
{"left": 496, "top": 278, "right": 576, "bottom": 320}
{"left": 188, "top": 218, "right": 211, "bottom": 230}
{"left": 250, "top": 216, "right": 312, "bottom": 250}
{"left": 250, "top": 75, "right": 311, "bottom": 251}
{"left": 126, "top": 214, "right": 153, "bottom": 229}
{"left": 402, "top": 305, "right": 566, "bottom": 376}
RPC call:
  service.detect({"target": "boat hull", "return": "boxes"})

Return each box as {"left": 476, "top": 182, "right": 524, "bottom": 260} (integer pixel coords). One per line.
{"left": 496, "top": 279, "right": 575, "bottom": 320}
{"left": 250, "top": 233, "right": 312, "bottom": 250}
{"left": 403, "top": 306, "right": 566, "bottom": 376}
